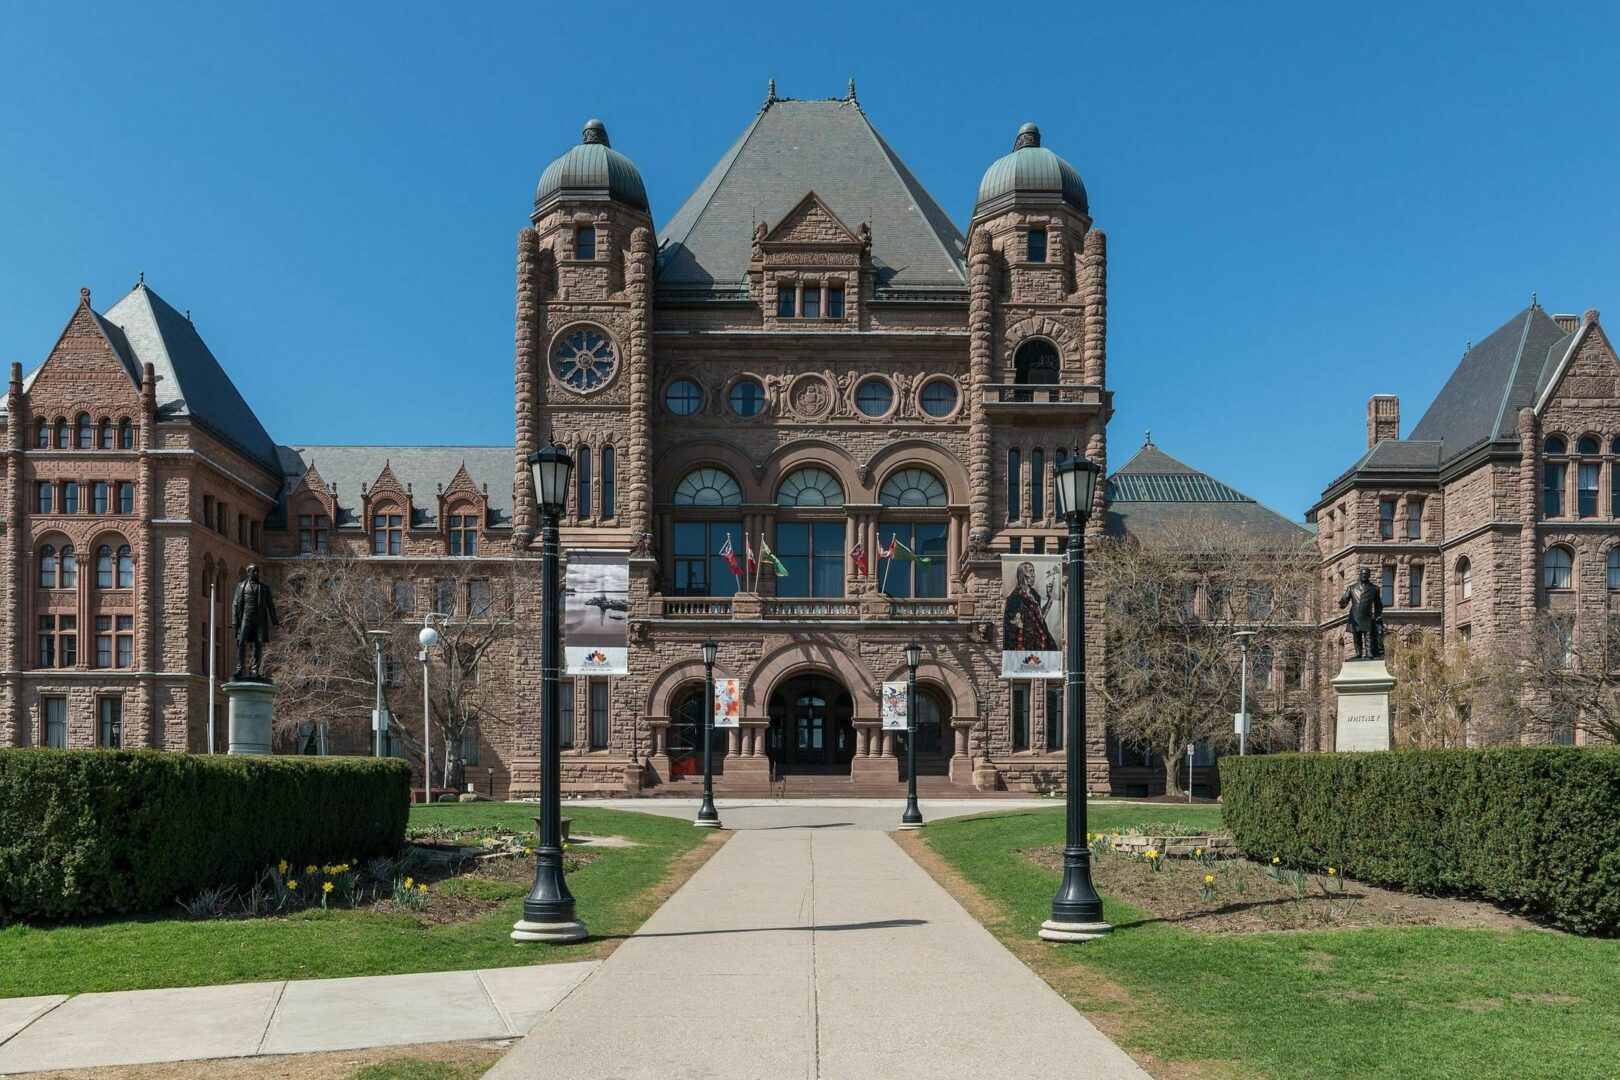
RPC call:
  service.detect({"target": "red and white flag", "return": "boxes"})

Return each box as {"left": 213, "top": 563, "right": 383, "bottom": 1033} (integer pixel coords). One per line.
{"left": 744, "top": 536, "right": 759, "bottom": 574}
{"left": 850, "top": 541, "right": 869, "bottom": 576}
{"left": 719, "top": 534, "right": 742, "bottom": 577}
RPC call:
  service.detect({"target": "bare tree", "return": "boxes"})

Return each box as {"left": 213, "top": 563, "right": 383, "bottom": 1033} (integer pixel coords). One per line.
{"left": 1387, "top": 631, "right": 1477, "bottom": 748}
{"left": 1092, "top": 515, "right": 1318, "bottom": 797}
{"left": 268, "top": 558, "right": 527, "bottom": 788}
{"left": 1473, "top": 616, "right": 1617, "bottom": 745}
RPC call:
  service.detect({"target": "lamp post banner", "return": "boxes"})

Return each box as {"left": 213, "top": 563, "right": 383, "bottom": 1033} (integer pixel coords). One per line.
{"left": 713, "top": 678, "right": 742, "bottom": 728}
{"left": 564, "top": 550, "right": 629, "bottom": 675}
{"left": 1000, "top": 553, "right": 1065, "bottom": 679}
{"left": 881, "top": 681, "right": 909, "bottom": 730}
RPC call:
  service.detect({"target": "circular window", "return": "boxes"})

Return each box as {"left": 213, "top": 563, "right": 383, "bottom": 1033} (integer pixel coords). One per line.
{"left": 729, "top": 379, "right": 766, "bottom": 417}
{"left": 919, "top": 380, "right": 958, "bottom": 418}
{"left": 551, "top": 327, "right": 618, "bottom": 393}
{"left": 856, "top": 378, "right": 894, "bottom": 417}
{"left": 665, "top": 378, "right": 702, "bottom": 416}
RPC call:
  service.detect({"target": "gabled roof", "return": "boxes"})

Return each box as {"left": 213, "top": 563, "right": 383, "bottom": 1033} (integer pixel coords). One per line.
{"left": 656, "top": 96, "right": 967, "bottom": 292}
{"left": 1408, "top": 303, "right": 1575, "bottom": 461}
{"left": 99, "top": 284, "right": 279, "bottom": 471}
{"left": 274, "top": 445, "right": 514, "bottom": 530}
{"left": 1105, "top": 439, "right": 1309, "bottom": 544}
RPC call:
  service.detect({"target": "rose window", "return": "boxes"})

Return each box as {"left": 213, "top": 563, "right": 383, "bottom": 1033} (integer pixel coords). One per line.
{"left": 551, "top": 328, "right": 617, "bottom": 393}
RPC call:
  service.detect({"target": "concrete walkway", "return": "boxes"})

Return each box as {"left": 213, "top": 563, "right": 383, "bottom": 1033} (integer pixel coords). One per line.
{"left": 488, "top": 820, "right": 1151, "bottom": 1080}
{"left": 0, "top": 963, "right": 596, "bottom": 1075}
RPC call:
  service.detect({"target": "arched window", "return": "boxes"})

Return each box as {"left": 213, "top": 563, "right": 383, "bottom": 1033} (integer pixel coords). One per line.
{"left": 34, "top": 418, "right": 48, "bottom": 448}
{"left": 118, "top": 418, "right": 134, "bottom": 449}
{"left": 60, "top": 544, "right": 76, "bottom": 588}
{"left": 1544, "top": 546, "right": 1573, "bottom": 590}
{"left": 1578, "top": 435, "right": 1601, "bottom": 455}
{"left": 1006, "top": 449, "right": 1021, "bottom": 522}
{"left": 55, "top": 418, "right": 69, "bottom": 449}
{"left": 1544, "top": 437, "right": 1568, "bottom": 517}
{"left": 777, "top": 468, "right": 845, "bottom": 507}
{"left": 38, "top": 544, "right": 56, "bottom": 588}
{"left": 879, "top": 468, "right": 947, "bottom": 508}
{"left": 1608, "top": 548, "right": 1620, "bottom": 591}
{"left": 372, "top": 505, "right": 403, "bottom": 555}
{"left": 674, "top": 468, "right": 742, "bottom": 507}
{"left": 1030, "top": 449, "right": 1045, "bottom": 520}
{"left": 1545, "top": 435, "right": 1567, "bottom": 455}
{"left": 99, "top": 418, "right": 114, "bottom": 449}
{"left": 96, "top": 545, "right": 114, "bottom": 588}
{"left": 601, "top": 446, "right": 616, "bottom": 518}
{"left": 1013, "top": 340, "right": 1060, "bottom": 401}
{"left": 76, "top": 413, "right": 93, "bottom": 449}
{"left": 117, "top": 545, "right": 134, "bottom": 588}
{"left": 576, "top": 446, "right": 592, "bottom": 518}
{"left": 1457, "top": 557, "right": 1472, "bottom": 600}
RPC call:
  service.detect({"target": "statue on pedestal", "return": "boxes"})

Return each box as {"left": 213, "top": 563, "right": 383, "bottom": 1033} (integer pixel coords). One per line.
{"left": 231, "top": 564, "right": 280, "bottom": 680}
{"left": 1337, "top": 567, "right": 1385, "bottom": 660}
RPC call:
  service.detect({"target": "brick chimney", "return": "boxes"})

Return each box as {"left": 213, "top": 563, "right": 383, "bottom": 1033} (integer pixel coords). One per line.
{"left": 1553, "top": 313, "right": 1580, "bottom": 333}
{"left": 1367, "top": 394, "right": 1399, "bottom": 448}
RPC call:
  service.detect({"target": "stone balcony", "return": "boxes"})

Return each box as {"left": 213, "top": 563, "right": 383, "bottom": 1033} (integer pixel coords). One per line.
{"left": 982, "top": 381, "right": 1106, "bottom": 412}
{"left": 646, "top": 591, "right": 972, "bottom": 622}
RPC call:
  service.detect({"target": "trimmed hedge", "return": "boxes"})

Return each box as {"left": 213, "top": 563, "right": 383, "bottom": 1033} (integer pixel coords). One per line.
{"left": 0, "top": 750, "right": 411, "bottom": 922}
{"left": 1221, "top": 748, "right": 1620, "bottom": 936}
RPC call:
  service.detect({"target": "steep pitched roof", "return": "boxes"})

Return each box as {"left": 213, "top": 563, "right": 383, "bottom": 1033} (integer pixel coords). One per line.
{"left": 274, "top": 445, "right": 514, "bottom": 529}
{"left": 1408, "top": 304, "right": 1574, "bottom": 461}
{"left": 99, "top": 284, "right": 279, "bottom": 470}
{"left": 656, "top": 97, "right": 967, "bottom": 292}
{"left": 1105, "top": 440, "right": 1309, "bottom": 543}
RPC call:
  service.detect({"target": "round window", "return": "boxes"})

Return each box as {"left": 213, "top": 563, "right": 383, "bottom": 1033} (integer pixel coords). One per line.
{"left": 856, "top": 378, "right": 894, "bottom": 417}
{"left": 665, "top": 379, "right": 702, "bottom": 416}
{"left": 729, "top": 379, "right": 766, "bottom": 417}
{"left": 551, "top": 327, "right": 618, "bottom": 393}
{"left": 919, "top": 380, "right": 958, "bottom": 418}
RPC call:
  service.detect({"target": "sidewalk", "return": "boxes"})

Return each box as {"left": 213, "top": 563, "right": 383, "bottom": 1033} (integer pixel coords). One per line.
{"left": 0, "top": 963, "right": 595, "bottom": 1075}
{"left": 487, "top": 823, "right": 1151, "bottom": 1080}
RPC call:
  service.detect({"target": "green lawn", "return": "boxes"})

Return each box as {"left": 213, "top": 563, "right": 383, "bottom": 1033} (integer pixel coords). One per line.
{"left": 924, "top": 804, "right": 1620, "bottom": 1080}
{"left": 0, "top": 804, "right": 709, "bottom": 999}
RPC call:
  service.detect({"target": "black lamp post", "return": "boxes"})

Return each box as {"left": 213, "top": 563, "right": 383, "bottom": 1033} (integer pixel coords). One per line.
{"left": 694, "top": 639, "right": 722, "bottom": 827}
{"left": 899, "top": 641, "right": 924, "bottom": 828}
{"left": 513, "top": 442, "right": 586, "bottom": 943}
{"left": 1039, "top": 445, "right": 1111, "bottom": 942}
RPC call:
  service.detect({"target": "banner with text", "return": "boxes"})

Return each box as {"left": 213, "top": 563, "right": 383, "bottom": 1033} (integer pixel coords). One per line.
{"left": 1000, "top": 553, "right": 1065, "bottom": 679}
{"left": 714, "top": 678, "right": 742, "bottom": 728}
{"left": 881, "top": 681, "right": 909, "bottom": 730}
{"left": 565, "top": 550, "right": 629, "bottom": 676}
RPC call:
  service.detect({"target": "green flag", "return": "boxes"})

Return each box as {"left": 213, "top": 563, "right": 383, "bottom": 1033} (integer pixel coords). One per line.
{"left": 887, "top": 537, "right": 932, "bottom": 566}
{"left": 758, "top": 538, "right": 790, "bottom": 577}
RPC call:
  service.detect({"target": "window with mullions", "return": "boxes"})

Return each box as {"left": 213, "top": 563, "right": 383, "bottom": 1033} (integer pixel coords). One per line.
{"left": 728, "top": 379, "right": 766, "bottom": 417}
{"left": 558, "top": 681, "right": 575, "bottom": 749}
{"left": 448, "top": 512, "right": 479, "bottom": 555}
{"left": 878, "top": 522, "right": 947, "bottom": 598}
{"left": 299, "top": 514, "right": 330, "bottom": 554}
{"left": 373, "top": 510, "right": 404, "bottom": 555}
{"left": 827, "top": 285, "right": 844, "bottom": 318}
{"left": 1579, "top": 461, "right": 1600, "bottom": 517}
{"left": 589, "top": 680, "right": 610, "bottom": 748}
{"left": 1030, "top": 449, "right": 1045, "bottom": 520}
{"left": 777, "top": 285, "right": 795, "bottom": 317}
{"left": 44, "top": 696, "right": 67, "bottom": 748}
{"left": 577, "top": 450, "right": 592, "bottom": 518}
{"left": 601, "top": 447, "right": 616, "bottom": 517}
{"left": 1380, "top": 566, "right": 1396, "bottom": 607}
{"left": 672, "top": 521, "right": 744, "bottom": 596}
{"left": 802, "top": 286, "right": 820, "bottom": 319}
{"left": 1045, "top": 687, "right": 1063, "bottom": 750}
{"left": 37, "top": 482, "right": 52, "bottom": 514}
{"left": 119, "top": 483, "right": 134, "bottom": 514}
{"left": 1006, "top": 448, "right": 1021, "bottom": 522}
{"left": 98, "top": 697, "right": 122, "bottom": 748}
{"left": 1379, "top": 499, "right": 1395, "bottom": 539}
{"left": 1011, "top": 685, "right": 1029, "bottom": 750}
{"left": 93, "top": 483, "right": 109, "bottom": 514}
{"left": 62, "top": 482, "right": 79, "bottom": 514}
{"left": 775, "top": 522, "right": 845, "bottom": 598}
{"left": 99, "top": 419, "right": 114, "bottom": 449}
{"left": 576, "top": 225, "right": 596, "bottom": 260}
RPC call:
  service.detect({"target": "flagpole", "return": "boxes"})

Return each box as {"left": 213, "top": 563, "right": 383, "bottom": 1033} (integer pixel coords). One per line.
{"left": 726, "top": 533, "right": 741, "bottom": 591}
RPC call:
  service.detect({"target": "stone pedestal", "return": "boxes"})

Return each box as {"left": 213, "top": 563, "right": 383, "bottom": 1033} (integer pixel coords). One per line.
{"left": 1331, "top": 659, "right": 1394, "bottom": 752}
{"left": 225, "top": 680, "right": 278, "bottom": 756}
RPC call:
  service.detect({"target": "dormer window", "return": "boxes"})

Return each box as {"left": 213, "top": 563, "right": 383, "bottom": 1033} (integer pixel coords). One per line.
{"left": 1028, "top": 229, "right": 1047, "bottom": 262}
{"left": 827, "top": 284, "right": 844, "bottom": 318}
{"left": 777, "top": 284, "right": 795, "bottom": 318}
{"left": 577, "top": 225, "right": 596, "bottom": 260}
{"left": 373, "top": 507, "right": 404, "bottom": 555}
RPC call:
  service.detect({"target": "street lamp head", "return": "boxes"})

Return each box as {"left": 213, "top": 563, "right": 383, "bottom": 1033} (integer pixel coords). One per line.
{"left": 1234, "top": 628, "right": 1257, "bottom": 646}
{"left": 527, "top": 441, "right": 574, "bottom": 517}
{"left": 905, "top": 641, "right": 921, "bottom": 669}
{"left": 418, "top": 625, "right": 440, "bottom": 648}
{"left": 701, "top": 640, "right": 718, "bottom": 667}
{"left": 367, "top": 629, "right": 392, "bottom": 640}
{"left": 1053, "top": 448, "right": 1102, "bottom": 524}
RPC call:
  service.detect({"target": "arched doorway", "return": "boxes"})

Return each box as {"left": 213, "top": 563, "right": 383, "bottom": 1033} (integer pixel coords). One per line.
{"left": 668, "top": 684, "right": 708, "bottom": 778}
{"left": 766, "top": 675, "right": 855, "bottom": 775}
{"left": 891, "top": 687, "right": 951, "bottom": 776}
{"left": 1012, "top": 340, "right": 1060, "bottom": 402}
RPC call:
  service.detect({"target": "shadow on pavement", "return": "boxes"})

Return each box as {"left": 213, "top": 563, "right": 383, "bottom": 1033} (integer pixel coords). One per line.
{"left": 605, "top": 918, "right": 928, "bottom": 940}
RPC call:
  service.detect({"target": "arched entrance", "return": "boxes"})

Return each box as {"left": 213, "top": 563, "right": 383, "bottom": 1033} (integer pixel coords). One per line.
{"left": 668, "top": 684, "right": 707, "bottom": 778}
{"left": 891, "top": 687, "right": 951, "bottom": 776}
{"left": 767, "top": 674, "right": 855, "bottom": 775}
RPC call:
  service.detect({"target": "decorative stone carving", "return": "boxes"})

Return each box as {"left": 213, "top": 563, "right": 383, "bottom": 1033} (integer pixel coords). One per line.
{"left": 789, "top": 374, "right": 833, "bottom": 419}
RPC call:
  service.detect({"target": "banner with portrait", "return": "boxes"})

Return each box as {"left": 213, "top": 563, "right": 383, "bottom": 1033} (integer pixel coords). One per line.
{"left": 713, "top": 678, "right": 742, "bottom": 728}
{"left": 565, "top": 550, "right": 629, "bottom": 676}
{"left": 1000, "top": 553, "right": 1065, "bottom": 679}
{"left": 880, "top": 681, "right": 909, "bottom": 730}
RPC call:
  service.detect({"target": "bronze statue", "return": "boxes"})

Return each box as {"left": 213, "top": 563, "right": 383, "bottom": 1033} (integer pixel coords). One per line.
{"left": 231, "top": 564, "right": 280, "bottom": 680}
{"left": 1338, "top": 567, "right": 1384, "bottom": 660}
{"left": 1003, "top": 560, "right": 1058, "bottom": 651}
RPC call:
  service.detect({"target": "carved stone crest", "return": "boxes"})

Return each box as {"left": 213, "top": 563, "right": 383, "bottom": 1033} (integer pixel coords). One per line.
{"left": 789, "top": 375, "right": 833, "bottom": 419}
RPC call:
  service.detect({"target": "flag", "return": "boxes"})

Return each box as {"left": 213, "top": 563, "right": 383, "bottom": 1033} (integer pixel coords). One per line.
{"left": 758, "top": 538, "right": 790, "bottom": 578}
{"left": 850, "top": 540, "right": 869, "bottom": 576}
{"left": 877, "top": 535, "right": 894, "bottom": 559}
{"left": 888, "top": 537, "right": 932, "bottom": 566}
{"left": 719, "top": 534, "right": 742, "bottom": 577}
{"left": 744, "top": 536, "right": 758, "bottom": 574}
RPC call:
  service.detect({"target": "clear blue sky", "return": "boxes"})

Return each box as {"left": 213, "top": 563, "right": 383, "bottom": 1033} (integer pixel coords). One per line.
{"left": 4, "top": 2, "right": 1618, "bottom": 519}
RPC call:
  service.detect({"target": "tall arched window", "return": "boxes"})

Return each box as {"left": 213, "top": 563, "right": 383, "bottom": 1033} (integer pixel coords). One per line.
{"left": 777, "top": 468, "right": 845, "bottom": 507}
{"left": 118, "top": 418, "right": 134, "bottom": 449}
{"left": 96, "top": 545, "right": 114, "bottom": 588}
{"left": 1457, "top": 557, "right": 1472, "bottom": 600}
{"left": 1544, "top": 435, "right": 1568, "bottom": 517}
{"left": 1006, "top": 449, "right": 1021, "bottom": 522}
{"left": 879, "top": 468, "right": 947, "bottom": 508}
{"left": 576, "top": 446, "right": 592, "bottom": 518}
{"left": 1012, "top": 340, "right": 1060, "bottom": 401}
{"left": 1543, "top": 546, "right": 1573, "bottom": 590}
{"left": 76, "top": 413, "right": 93, "bottom": 449}
{"left": 879, "top": 467, "right": 948, "bottom": 599}
{"left": 1577, "top": 436, "right": 1601, "bottom": 517}
{"left": 1030, "top": 449, "right": 1045, "bottom": 520}
{"left": 674, "top": 468, "right": 742, "bottom": 506}
{"left": 117, "top": 545, "right": 134, "bottom": 588}
{"left": 60, "top": 544, "right": 76, "bottom": 588}
{"left": 601, "top": 446, "right": 616, "bottom": 518}
{"left": 34, "top": 418, "right": 48, "bottom": 448}
{"left": 55, "top": 418, "right": 70, "bottom": 449}
{"left": 38, "top": 544, "right": 56, "bottom": 588}
{"left": 99, "top": 418, "right": 114, "bottom": 449}
{"left": 672, "top": 468, "right": 743, "bottom": 597}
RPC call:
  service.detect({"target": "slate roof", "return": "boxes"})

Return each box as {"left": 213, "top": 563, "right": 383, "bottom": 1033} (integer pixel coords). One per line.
{"left": 656, "top": 96, "right": 967, "bottom": 292}
{"left": 1105, "top": 441, "right": 1310, "bottom": 544}
{"left": 274, "top": 445, "right": 514, "bottom": 529}
{"left": 98, "top": 284, "right": 281, "bottom": 471}
{"left": 1407, "top": 304, "right": 1575, "bottom": 461}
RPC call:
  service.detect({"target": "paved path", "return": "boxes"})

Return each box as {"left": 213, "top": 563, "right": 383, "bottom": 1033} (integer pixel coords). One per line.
{"left": 0, "top": 963, "right": 595, "bottom": 1075}
{"left": 574, "top": 795, "right": 1063, "bottom": 831}
{"left": 488, "top": 819, "right": 1150, "bottom": 1080}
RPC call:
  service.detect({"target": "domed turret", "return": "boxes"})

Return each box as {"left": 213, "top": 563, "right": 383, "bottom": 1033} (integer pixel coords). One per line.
{"left": 973, "top": 123, "right": 1087, "bottom": 218}
{"left": 534, "top": 119, "right": 649, "bottom": 215}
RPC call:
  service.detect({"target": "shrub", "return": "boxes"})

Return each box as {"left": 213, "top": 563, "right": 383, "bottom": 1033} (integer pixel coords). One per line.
{"left": 0, "top": 750, "right": 411, "bottom": 922}
{"left": 1220, "top": 748, "right": 1620, "bottom": 935}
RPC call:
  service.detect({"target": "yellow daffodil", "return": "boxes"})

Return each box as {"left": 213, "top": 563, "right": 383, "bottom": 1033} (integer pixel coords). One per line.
{"left": 305, "top": 865, "right": 317, "bottom": 876}
{"left": 286, "top": 879, "right": 298, "bottom": 889}
{"left": 417, "top": 884, "right": 427, "bottom": 893}
{"left": 1327, "top": 867, "right": 1337, "bottom": 876}
{"left": 404, "top": 877, "right": 414, "bottom": 889}
{"left": 322, "top": 882, "right": 334, "bottom": 894}
{"left": 1195, "top": 847, "right": 1203, "bottom": 856}
{"left": 277, "top": 859, "right": 288, "bottom": 875}
{"left": 562, "top": 843, "right": 571, "bottom": 852}
{"left": 1204, "top": 874, "right": 1214, "bottom": 884}
{"left": 1272, "top": 856, "right": 1281, "bottom": 865}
